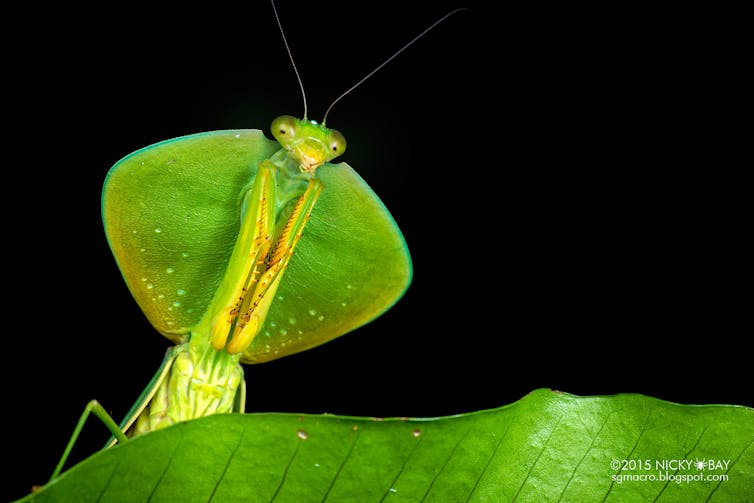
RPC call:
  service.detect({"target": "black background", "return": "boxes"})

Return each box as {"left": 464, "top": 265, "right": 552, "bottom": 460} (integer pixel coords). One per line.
{"left": 4, "top": 2, "right": 748, "bottom": 501}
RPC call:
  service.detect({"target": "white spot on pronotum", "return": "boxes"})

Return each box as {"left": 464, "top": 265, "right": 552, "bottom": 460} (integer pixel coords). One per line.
{"left": 297, "top": 330, "right": 303, "bottom": 335}
{"left": 308, "top": 309, "right": 317, "bottom": 316}
{"left": 234, "top": 133, "right": 241, "bottom": 139}
{"left": 166, "top": 321, "right": 174, "bottom": 326}
{"left": 147, "top": 283, "right": 154, "bottom": 290}
{"left": 270, "top": 321, "right": 277, "bottom": 328}
{"left": 277, "top": 295, "right": 284, "bottom": 300}
{"left": 177, "top": 289, "right": 186, "bottom": 295}
{"left": 166, "top": 267, "right": 175, "bottom": 274}
{"left": 158, "top": 294, "right": 165, "bottom": 299}
{"left": 341, "top": 302, "right": 347, "bottom": 307}
{"left": 181, "top": 251, "right": 190, "bottom": 258}
{"left": 296, "top": 429, "right": 308, "bottom": 440}
{"left": 288, "top": 317, "right": 296, "bottom": 325}
{"left": 140, "top": 248, "right": 146, "bottom": 252}
{"left": 173, "top": 301, "right": 181, "bottom": 307}
{"left": 412, "top": 429, "right": 422, "bottom": 438}
{"left": 389, "top": 488, "right": 397, "bottom": 493}
{"left": 154, "top": 227, "right": 162, "bottom": 233}
{"left": 167, "top": 306, "right": 173, "bottom": 311}
{"left": 280, "top": 329, "right": 287, "bottom": 336}
{"left": 141, "top": 277, "right": 147, "bottom": 282}
{"left": 346, "top": 284, "right": 353, "bottom": 289}
{"left": 132, "top": 230, "right": 138, "bottom": 234}
{"left": 317, "top": 315, "right": 324, "bottom": 322}
{"left": 314, "top": 463, "right": 320, "bottom": 468}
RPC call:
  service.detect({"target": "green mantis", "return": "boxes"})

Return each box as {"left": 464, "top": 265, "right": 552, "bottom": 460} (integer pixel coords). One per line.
{"left": 46, "top": 0, "right": 465, "bottom": 485}
{"left": 97, "top": 121, "right": 412, "bottom": 441}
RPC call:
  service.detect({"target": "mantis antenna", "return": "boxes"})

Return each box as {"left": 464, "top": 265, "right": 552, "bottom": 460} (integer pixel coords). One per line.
{"left": 272, "top": 1, "right": 467, "bottom": 125}
{"left": 271, "top": 0, "right": 308, "bottom": 120}
{"left": 322, "top": 8, "right": 469, "bottom": 125}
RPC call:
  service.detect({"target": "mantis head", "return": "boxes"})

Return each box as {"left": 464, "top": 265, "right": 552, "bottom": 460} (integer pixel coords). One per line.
{"left": 271, "top": 115, "right": 346, "bottom": 172}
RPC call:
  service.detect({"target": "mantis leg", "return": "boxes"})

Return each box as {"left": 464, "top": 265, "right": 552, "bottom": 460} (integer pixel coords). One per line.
{"left": 226, "top": 175, "right": 323, "bottom": 354}
{"left": 50, "top": 346, "right": 181, "bottom": 481}
{"left": 206, "top": 159, "right": 323, "bottom": 356}
{"left": 49, "top": 400, "right": 127, "bottom": 481}
{"left": 207, "top": 160, "right": 277, "bottom": 352}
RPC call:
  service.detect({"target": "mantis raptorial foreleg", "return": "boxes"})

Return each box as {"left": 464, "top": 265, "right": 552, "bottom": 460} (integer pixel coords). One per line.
{"left": 208, "top": 159, "right": 323, "bottom": 355}
{"left": 227, "top": 173, "right": 322, "bottom": 354}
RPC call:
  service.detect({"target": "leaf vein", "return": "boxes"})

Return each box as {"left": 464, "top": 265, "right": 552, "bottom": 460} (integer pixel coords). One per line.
{"left": 512, "top": 412, "right": 565, "bottom": 502}
{"left": 270, "top": 442, "right": 300, "bottom": 502}
{"left": 558, "top": 408, "right": 617, "bottom": 502}
{"left": 653, "top": 425, "right": 709, "bottom": 502}
{"left": 601, "top": 406, "right": 653, "bottom": 502}
{"left": 95, "top": 458, "right": 121, "bottom": 503}
{"left": 321, "top": 428, "right": 360, "bottom": 502}
{"left": 706, "top": 435, "right": 754, "bottom": 502}
{"left": 207, "top": 427, "right": 245, "bottom": 502}
{"left": 380, "top": 429, "right": 425, "bottom": 502}
{"left": 147, "top": 431, "right": 185, "bottom": 502}
{"left": 421, "top": 427, "right": 472, "bottom": 502}
{"left": 466, "top": 416, "right": 516, "bottom": 502}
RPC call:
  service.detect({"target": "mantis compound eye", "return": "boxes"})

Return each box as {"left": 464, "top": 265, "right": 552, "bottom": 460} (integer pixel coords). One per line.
{"left": 271, "top": 115, "right": 298, "bottom": 144}
{"left": 327, "top": 129, "right": 347, "bottom": 159}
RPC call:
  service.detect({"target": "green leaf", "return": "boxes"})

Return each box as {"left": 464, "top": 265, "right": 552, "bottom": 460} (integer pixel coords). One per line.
{"left": 20, "top": 389, "right": 754, "bottom": 502}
